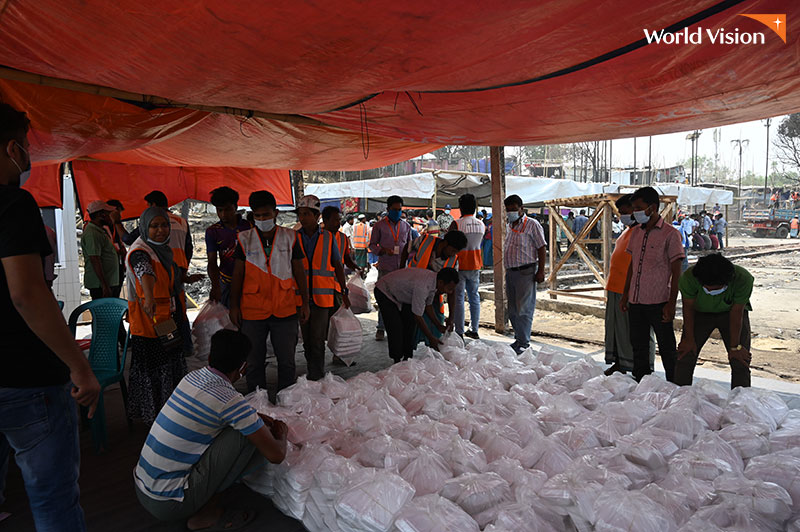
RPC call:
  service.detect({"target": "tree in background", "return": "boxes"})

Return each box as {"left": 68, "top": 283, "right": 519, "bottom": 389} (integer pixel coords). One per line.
{"left": 774, "top": 114, "right": 800, "bottom": 185}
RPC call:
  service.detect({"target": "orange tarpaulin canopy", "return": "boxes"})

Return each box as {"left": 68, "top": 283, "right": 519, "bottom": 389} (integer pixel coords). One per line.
{"left": 0, "top": 0, "right": 797, "bottom": 168}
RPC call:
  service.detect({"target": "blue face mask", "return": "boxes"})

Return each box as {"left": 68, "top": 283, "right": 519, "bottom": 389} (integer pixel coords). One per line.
{"left": 387, "top": 209, "right": 401, "bottom": 223}
{"left": 507, "top": 211, "right": 520, "bottom": 223}
{"left": 702, "top": 285, "right": 728, "bottom": 296}
{"left": 633, "top": 209, "right": 651, "bottom": 225}
{"left": 620, "top": 214, "right": 634, "bottom": 226}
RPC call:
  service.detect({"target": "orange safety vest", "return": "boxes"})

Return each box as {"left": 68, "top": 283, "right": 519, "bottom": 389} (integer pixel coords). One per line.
{"left": 237, "top": 226, "right": 298, "bottom": 320}
{"left": 408, "top": 234, "right": 458, "bottom": 270}
{"left": 791, "top": 218, "right": 799, "bottom": 230}
{"left": 353, "top": 222, "right": 370, "bottom": 249}
{"left": 168, "top": 213, "right": 189, "bottom": 270}
{"left": 333, "top": 231, "right": 350, "bottom": 293}
{"left": 455, "top": 214, "right": 484, "bottom": 270}
{"left": 125, "top": 238, "right": 183, "bottom": 339}
{"left": 298, "top": 229, "right": 338, "bottom": 308}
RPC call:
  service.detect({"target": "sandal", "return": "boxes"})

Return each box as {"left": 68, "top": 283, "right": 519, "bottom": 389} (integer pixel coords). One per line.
{"left": 188, "top": 507, "right": 257, "bottom": 531}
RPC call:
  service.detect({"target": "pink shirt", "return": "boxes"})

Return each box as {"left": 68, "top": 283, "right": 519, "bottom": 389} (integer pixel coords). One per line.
{"left": 625, "top": 217, "right": 685, "bottom": 305}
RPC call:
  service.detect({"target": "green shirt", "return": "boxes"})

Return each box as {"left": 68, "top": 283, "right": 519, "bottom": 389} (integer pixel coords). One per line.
{"left": 80, "top": 221, "right": 120, "bottom": 289}
{"left": 679, "top": 264, "right": 753, "bottom": 313}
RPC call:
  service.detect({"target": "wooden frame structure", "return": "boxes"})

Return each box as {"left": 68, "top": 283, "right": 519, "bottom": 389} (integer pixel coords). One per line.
{"left": 545, "top": 193, "right": 677, "bottom": 302}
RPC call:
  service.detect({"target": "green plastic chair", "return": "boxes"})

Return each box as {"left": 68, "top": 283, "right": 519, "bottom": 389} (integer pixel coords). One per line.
{"left": 68, "top": 298, "right": 131, "bottom": 453}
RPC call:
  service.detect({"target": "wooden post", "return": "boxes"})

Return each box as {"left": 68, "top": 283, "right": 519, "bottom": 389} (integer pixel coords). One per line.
{"left": 602, "top": 200, "right": 611, "bottom": 282}
{"left": 549, "top": 205, "right": 557, "bottom": 299}
{"left": 291, "top": 170, "right": 304, "bottom": 203}
{"left": 725, "top": 205, "right": 729, "bottom": 247}
{"left": 490, "top": 146, "right": 506, "bottom": 333}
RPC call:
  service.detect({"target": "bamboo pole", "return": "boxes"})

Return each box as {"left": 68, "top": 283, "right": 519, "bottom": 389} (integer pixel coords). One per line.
{"left": 490, "top": 146, "right": 506, "bottom": 333}
{"left": 549, "top": 205, "right": 557, "bottom": 299}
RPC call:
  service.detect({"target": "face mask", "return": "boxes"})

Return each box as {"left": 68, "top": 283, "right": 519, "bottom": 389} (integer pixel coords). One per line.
{"left": 703, "top": 285, "right": 728, "bottom": 296}
{"left": 444, "top": 209, "right": 450, "bottom": 215}
{"left": 507, "top": 211, "right": 520, "bottom": 223}
{"left": 147, "top": 237, "right": 168, "bottom": 246}
{"left": 620, "top": 214, "right": 634, "bottom": 226}
{"left": 255, "top": 218, "right": 275, "bottom": 232}
{"left": 387, "top": 209, "right": 401, "bottom": 223}
{"left": 633, "top": 208, "right": 650, "bottom": 225}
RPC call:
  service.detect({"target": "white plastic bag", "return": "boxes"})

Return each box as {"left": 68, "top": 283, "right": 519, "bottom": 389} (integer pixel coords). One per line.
{"left": 188, "top": 300, "right": 235, "bottom": 370}
{"left": 347, "top": 274, "right": 373, "bottom": 314}
{"left": 439, "top": 472, "right": 512, "bottom": 516}
{"left": 334, "top": 468, "right": 415, "bottom": 532}
{"left": 327, "top": 306, "right": 363, "bottom": 365}
{"left": 394, "top": 494, "right": 480, "bottom": 532}
{"left": 399, "top": 446, "right": 453, "bottom": 495}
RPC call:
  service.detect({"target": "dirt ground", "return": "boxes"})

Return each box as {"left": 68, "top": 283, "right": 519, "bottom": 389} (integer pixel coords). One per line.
{"left": 479, "top": 245, "right": 800, "bottom": 383}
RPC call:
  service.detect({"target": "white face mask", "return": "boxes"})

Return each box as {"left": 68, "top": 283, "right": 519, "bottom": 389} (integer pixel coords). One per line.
{"left": 255, "top": 218, "right": 275, "bottom": 232}
{"left": 702, "top": 285, "right": 728, "bottom": 296}
{"left": 444, "top": 209, "right": 450, "bottom": 215}
{"left": 620, "top": 214, "right": 634, "bottom": 226}
{"left": 507, "top": 211, "right": 520, "bottom": 223}
{"left": 633, "top": 209, "right": 650, "bottom": 225}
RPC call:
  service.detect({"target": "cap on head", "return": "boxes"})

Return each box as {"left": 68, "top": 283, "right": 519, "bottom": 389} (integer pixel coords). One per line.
{"left": 296, "top": 195, "right": 321, "bottom": 212}
{"left": 358, "top": 213, "right": 366, "bottom": 220}
{"left": 445, "top": 204, "right": 451, "bottom": 209}
{"left": 87, "top": 200, "right": 114, "bottom": 215}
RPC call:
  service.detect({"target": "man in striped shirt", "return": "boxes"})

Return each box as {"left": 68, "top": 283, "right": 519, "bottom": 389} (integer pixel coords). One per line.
{"left": 503, "top": 195, "right": 547, "bottom": 354}
{"left": 135, "top": 329, "right": 287, "bottom": 531}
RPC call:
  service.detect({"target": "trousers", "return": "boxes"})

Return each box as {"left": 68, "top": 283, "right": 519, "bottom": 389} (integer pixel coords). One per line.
{"left": 628, "top": 302, "right": 677, "bottom": 382}
{"left": 136, "top": 428, "right": 265, "bottom": 522}
{"left": 604, "top": 291, "right": 655, "bottom": 372}
{"left": 674, "top": 310, "right": 751, "bottom": 389}
{"left": 0, "top": 383, "right": 85, "bottom": 531}
{"left": 375, "top": 288, "right": 416, "bottom": 362}
{"left": 300, "top": 303, "right": 334, "bottom": 381}
{"left": 505, "top": 266, "right": 537, "bottom": 350}
{"left": 454, "top": 269, "right": 481, "bottom": 335}
{"left": 241, "top": 315, "right": 299, "bottom": 393}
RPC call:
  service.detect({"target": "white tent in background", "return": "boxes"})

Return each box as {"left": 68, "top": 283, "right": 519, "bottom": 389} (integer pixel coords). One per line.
{"left": 305, "top": 173, "right": 733, "bottom": 209}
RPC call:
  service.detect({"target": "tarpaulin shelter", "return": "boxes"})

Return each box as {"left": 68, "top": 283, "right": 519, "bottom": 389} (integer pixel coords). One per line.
{"left": 0, "top": 0, "right": 797, "bottom": 172}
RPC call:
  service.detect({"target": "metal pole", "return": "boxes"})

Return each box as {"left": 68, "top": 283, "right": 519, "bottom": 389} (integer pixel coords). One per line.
{"left": 648, "top": 136, "right": 652, "bottom": 184}
{"left": 609, "top": 140, "right": 613, "bottom": 182}
{"left": 633, "top": 138, "right": 637, "bottom": 184}
{"left": 764, "top": 118, "right": 771, "bottom": 204}
{"left": 490, "top": 146, "right": 506, "bottom": 333}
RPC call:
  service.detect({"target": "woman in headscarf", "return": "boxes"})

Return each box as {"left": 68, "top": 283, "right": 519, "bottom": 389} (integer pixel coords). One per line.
{"left": 125, "top": 206, "right": 188, "bottom": 424}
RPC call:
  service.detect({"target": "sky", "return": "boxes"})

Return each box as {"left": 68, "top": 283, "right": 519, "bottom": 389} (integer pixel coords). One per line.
{"left": 513, "top": 114, "right": 790, "bottom": 176}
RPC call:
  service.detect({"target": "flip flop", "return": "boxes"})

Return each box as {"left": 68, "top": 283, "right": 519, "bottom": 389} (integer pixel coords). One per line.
{"left": 188, "top": 508, "right": 257, "bottom": 531}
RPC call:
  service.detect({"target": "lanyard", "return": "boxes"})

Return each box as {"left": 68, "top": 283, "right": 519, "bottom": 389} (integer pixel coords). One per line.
{"left": 386, "top": 220, "right": 400, "bottom": 243}
{"left": 511, "top": 216, "right": 528, "bottom": 234}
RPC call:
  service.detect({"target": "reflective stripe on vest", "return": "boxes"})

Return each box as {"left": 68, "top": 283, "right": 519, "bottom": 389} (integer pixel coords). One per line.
{"left": 408, "top": 235, "right": 458, "bottom": 271}
{"left": 168, "top": 213, "right": 189, "bottom": 269}
{"left": 334, "top": 231, "right": 349, "bottom": 293}
{"left": 237, "top": 227, "right": 298, "bottom": 320}
{"left": 353, "top": 223, "right": 369, "bottom": 249}
{"left": 125, "top": 238, "right": 179, "bottom": 339}
{"left": 298, "top": 229, "right": 338, "bottom": 307}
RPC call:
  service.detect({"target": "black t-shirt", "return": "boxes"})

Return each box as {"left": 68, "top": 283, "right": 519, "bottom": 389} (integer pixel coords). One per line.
{"left": 0, "top": 186, "right": 70, "bottom": 387}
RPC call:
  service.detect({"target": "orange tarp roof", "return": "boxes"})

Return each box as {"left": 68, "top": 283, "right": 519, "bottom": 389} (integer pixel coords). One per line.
{"left": 0, "top": 0, "right": 797, "bottom": 169}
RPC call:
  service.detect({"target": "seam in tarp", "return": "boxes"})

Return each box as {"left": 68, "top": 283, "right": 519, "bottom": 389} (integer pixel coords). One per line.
{"left": 321, "top": 0, "right": 748, "bottom": 114}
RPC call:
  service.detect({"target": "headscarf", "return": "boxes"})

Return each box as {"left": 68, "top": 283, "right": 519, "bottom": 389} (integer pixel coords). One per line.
{"left": 138, "top": 206, "right": 174, "bottom": 268}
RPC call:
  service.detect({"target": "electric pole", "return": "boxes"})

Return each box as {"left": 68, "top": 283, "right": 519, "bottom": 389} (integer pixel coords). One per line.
{"left": 633, "top": 137, "right": 637, "bottom": 184}
{"left": 764, "top": 118, "right": 771, "bottom": 204}
{"left": 731, "top": 138, "right": 750, "bottom": 201}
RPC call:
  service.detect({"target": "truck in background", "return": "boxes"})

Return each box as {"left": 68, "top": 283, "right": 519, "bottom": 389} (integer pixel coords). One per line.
{"left": 743, "top": 207, "right": 800, "bottom": 238}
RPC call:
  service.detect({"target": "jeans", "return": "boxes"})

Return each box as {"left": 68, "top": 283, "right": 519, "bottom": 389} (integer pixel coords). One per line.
{"left": 716, "top": 231, "right": 725, "bottom": 250}
{"left": 628, "top": 302, "right": 677, "bottom": 382}
{"left": 375, "top": 288, "right": 416, "bottom": 362}
{"left": 0, "top": 383, "right": 86, "bottom": 531}
{"left": 506, "top": 266, "right": 537, "bottom": 350}
{"left": 674, "top": 310, "right": 751, "bottom": 388}
{"left": 241, "top": 315, "right": 299, "bottom": 393}
{"left": 136, "top": 428, "right": 265, "bottom": 522}
{"left": 454, "top": 270, "right": 481, "bottom": 335}
{"left": 300, "top": 303, "right": 334, "bottom": 381}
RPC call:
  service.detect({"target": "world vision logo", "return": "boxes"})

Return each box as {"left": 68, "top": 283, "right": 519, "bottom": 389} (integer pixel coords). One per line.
{"left": 643, "top": 13, "right": 786, "bottom": 45}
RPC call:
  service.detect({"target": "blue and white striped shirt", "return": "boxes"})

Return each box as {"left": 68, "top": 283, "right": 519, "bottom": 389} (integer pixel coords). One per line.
{"left": 134, "top": 367, "right": 263, "bottom": 501}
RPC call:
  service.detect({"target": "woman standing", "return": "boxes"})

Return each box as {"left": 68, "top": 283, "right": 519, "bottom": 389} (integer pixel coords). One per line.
{"left": 125, "top": 207, "right": 187, "bottom": 424}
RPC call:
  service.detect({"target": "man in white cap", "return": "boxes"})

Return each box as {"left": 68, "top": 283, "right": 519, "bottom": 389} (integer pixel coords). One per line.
{"left": 81, "top": 200, "right": 120, "bottom": 299}
{"left": 351, "top": 213, "right": 370, "bottom": 268}
{"left": 295, "top": 195, "right": 350, "bottom": 380}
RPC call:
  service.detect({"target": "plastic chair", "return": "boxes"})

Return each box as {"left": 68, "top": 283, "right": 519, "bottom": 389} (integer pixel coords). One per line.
{"left": 57, "top": 300, "right": 64, "bottom": 310}
{"left": 68, "top": 298, "right": 131, "bottom": 453}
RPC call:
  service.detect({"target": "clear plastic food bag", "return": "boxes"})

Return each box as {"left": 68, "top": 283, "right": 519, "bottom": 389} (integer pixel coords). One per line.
{"left": 327, "top": 307, "right": 363, "bottom": 365}
{"left": 334, "top": 468, "right": 415, "bottom": 532}
{"left": 399, "top": 446, "right": 454, "bottom": 496}
{"left": 393, "top": 494, "right": 480, "bottom": 532}
{"left": 188, "top": 300, "right": 235, "bottom": 370}
{"left": 346, "top": 274, "right": 373, "bottom": 314}
{"left": 439, "top": 472, "right": 512, "bottom": 516}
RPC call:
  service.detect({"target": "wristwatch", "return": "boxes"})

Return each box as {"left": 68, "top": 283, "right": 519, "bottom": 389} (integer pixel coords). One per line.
{"left": 729, "top": 345, "right": 744, "bottom": 351}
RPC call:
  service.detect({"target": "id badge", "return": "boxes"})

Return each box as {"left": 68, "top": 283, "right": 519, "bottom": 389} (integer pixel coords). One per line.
{"left": 393, "top": 245, "right": 400, "bottom": 255}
